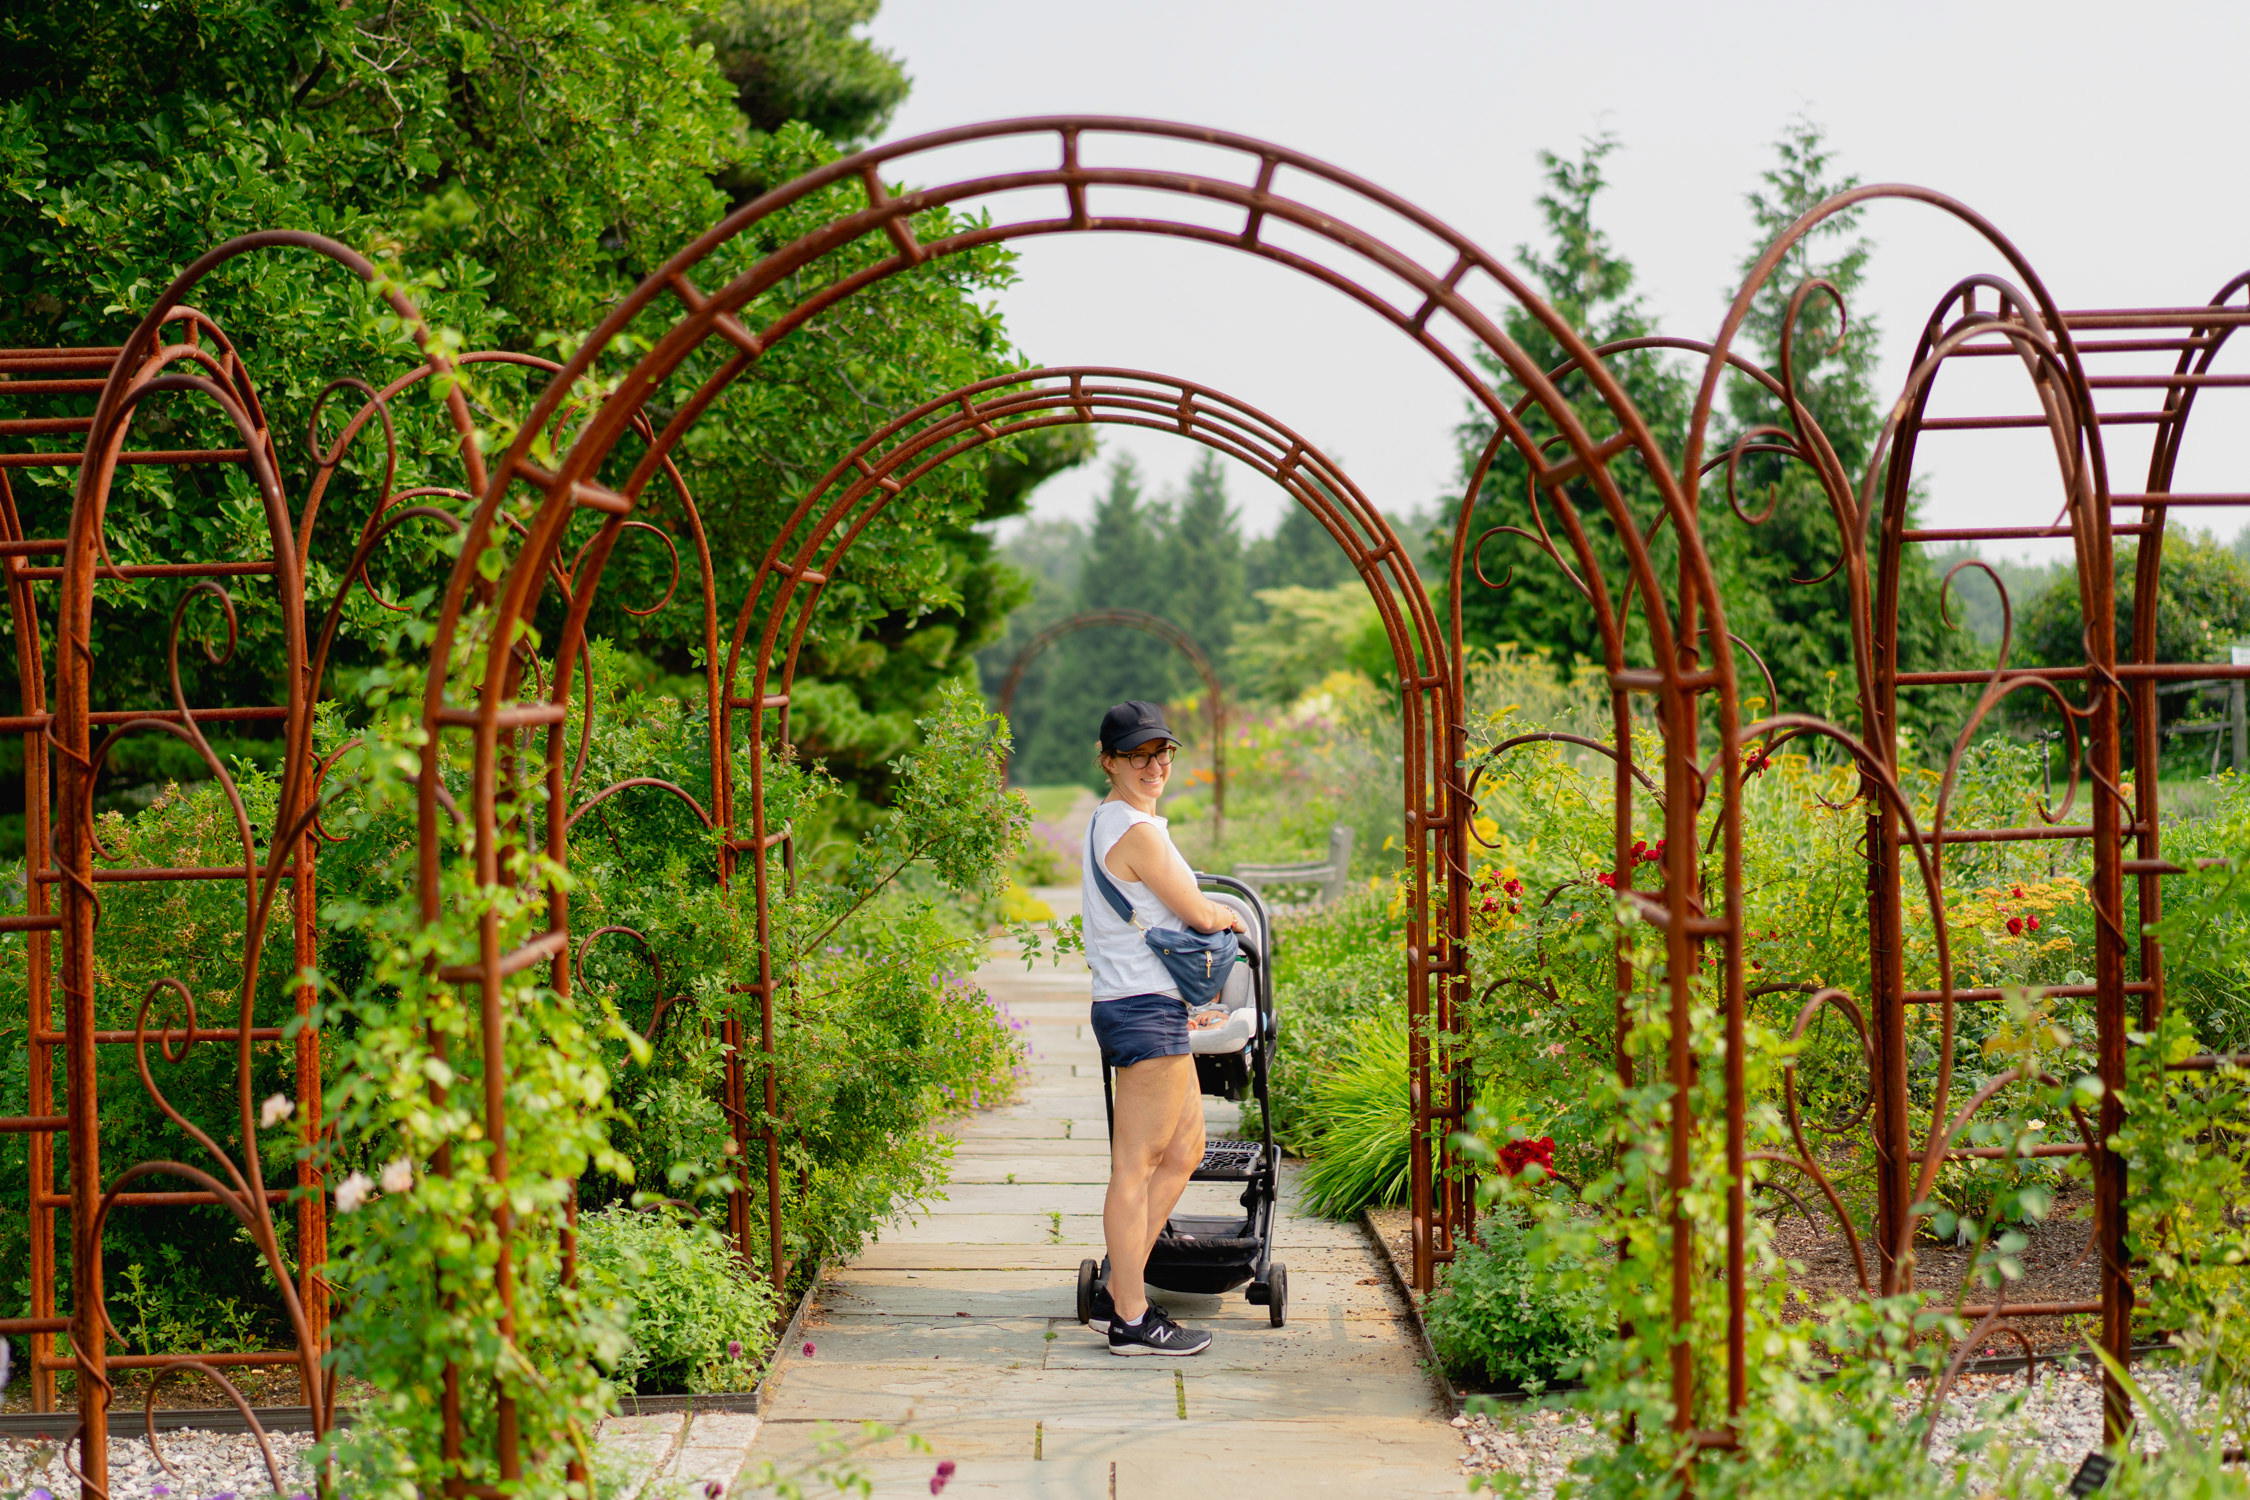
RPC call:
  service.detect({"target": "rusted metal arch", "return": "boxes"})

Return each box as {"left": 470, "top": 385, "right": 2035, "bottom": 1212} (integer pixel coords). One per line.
{"left": 709, "top": 367, "right": 1448, "bottom": 1280}
{"left": 0, "top": 233, "right": 487, "bottom": 1493}
{"left": 997, "top": 609, "right": 1228, "bottom": 840}
{"left": 409, "top": 143, "right": 1719, "bottom": 1475}
{"left": 410, "top": 117, "right": 1743, "bottom": 1479}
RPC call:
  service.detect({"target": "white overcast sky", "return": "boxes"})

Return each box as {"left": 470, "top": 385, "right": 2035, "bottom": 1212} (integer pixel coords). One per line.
{"left": 865, "top": 0, "right": 2250, "bottom": 561}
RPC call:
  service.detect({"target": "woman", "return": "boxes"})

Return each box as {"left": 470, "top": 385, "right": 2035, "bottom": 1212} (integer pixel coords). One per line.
{"left": 1081, "top": 700, "right": 1246, "bottom": 1357}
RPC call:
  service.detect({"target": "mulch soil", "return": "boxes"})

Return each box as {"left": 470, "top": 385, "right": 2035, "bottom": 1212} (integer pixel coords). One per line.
{"left": 1376, "top": 1188, "right": 2103, "bottom": 1371}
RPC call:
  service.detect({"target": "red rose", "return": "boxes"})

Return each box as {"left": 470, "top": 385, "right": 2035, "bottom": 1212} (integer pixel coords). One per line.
{"left": 1595, "top": 872, "right": 1618, "bottom": 889}
{"left": 1500, "top": 1136, "right": 1557, "bottom": 1178}
{"left": 2027, "top": 916, "right": 2041, "bottom": 932}
{"left": 2006, "top": 916, "right": 2025, "bottom": 936}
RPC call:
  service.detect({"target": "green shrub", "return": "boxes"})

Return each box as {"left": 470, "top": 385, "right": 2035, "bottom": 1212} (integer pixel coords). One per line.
{"left": 1297, "top": 1007, "right": 1412, "bottom": 1218}
{"left": 1425, "top": 1212, "right": 1603, "bottom": 1391}
{"left": 576, "top": 1207, "right": 780, "bottom": 1394}
{"left": 1011, "top": 835, "right": 1068, "bottom": 886}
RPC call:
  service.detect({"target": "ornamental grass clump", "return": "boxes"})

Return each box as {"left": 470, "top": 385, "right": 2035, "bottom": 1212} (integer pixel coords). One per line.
{"left": 1297, "top": 1007, "right": 1413, "bottom": 1219}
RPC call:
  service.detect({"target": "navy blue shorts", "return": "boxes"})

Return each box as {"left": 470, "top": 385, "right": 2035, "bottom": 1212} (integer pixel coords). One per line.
{"left": 1090, "top": 992, "right": 1190, "bottom": 1070}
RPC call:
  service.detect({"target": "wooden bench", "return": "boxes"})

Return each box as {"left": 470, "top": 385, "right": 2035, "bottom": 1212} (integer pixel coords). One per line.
{"left": 1229, "top": 825, "right": 1354, "bottom": 908}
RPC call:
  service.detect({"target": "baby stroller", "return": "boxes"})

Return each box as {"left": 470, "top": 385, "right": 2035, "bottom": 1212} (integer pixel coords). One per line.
{"left": 1075, "top": 873, "right": 1288, "bottom": 1328}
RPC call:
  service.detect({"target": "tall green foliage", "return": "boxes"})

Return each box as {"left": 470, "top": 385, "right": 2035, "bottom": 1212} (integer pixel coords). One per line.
{"left": 1711, "top": 117, "right": 1972, "bottom": 721}
{"left": 1246, "top": 490, "right": 1357, "bottom": 594}
{"left": 1438, "top": 123, "right": 1973, "bottom": 726}
{"left": 0, "top": 0, "right": 1069, "bottom": 819}
{"left": 1009, "top": 457, "right": 1184, "bottom": 784}
{"left": 1168, "top": 450, "right": 1248, "bottom": 664}
{"left": 1440, "top": 135, "right": 1692, "bottom": 674}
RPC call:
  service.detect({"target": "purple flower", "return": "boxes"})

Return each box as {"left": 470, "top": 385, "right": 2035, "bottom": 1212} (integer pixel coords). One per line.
{"left": 937, "top": 1460, "right": 957, "bottom": 1478}
{"left": 728, "top": 1339, "right": 744, "bottom": 1359}
{"left": 802, "top": 1340, "right": 816, "bottom": 1356}
{"left": 705, "top": 1483, "right": 725, "bottom": 1499}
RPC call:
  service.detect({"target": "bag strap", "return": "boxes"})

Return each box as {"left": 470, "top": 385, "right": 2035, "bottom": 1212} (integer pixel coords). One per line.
{"left": 1086, "top": 807, "right": 1143, "bottom": 928}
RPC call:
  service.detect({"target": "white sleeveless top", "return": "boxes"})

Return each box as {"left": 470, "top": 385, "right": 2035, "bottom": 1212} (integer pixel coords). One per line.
{"left": 1082, "top": 800, "right": 1191, "bottom": 1002}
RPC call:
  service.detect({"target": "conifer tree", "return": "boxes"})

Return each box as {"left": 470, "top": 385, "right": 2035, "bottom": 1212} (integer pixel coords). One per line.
{"left": 1165, "top": 451, "right": 1248, "bottom": 664}
{"left": 1013, "top": 457, "right": 1182, "bottom": 783}
{"left": 1437, "top": 135, "right": 1691, "bottom": 672}
{"left": 1711, "top": 118, "right": 1970, "bottom": 725}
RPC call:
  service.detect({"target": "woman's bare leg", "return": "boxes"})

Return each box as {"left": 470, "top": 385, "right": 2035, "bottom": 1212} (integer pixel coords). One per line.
{"left": 1104, "top": 1053, "right": 1194, "bottom": 1323}
{"left": 1142, "top": 1067, "right": 1206, "bottom": 1250}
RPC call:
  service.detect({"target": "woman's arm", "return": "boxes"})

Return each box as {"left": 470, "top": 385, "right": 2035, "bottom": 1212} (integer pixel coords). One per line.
{"left": 1105, "top": 822, "right": 1246, "bottom": 933}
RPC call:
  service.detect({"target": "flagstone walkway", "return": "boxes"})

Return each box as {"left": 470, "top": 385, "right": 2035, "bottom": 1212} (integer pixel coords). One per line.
{"left": 741, "top": 883, "right": 1466, "bottom": 1498}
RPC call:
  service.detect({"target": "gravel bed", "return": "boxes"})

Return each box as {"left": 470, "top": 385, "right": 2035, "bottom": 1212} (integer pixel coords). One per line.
{"left": 1457, "top": 1360, "right": 2234, "bottom": 1494}
{"left": 0, "top": 1429, "right": 316, "bottom": 1498}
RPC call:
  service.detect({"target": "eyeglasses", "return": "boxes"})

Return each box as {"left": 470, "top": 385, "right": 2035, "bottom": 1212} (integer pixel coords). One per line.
{"left": 1116, "top": 744, "right": 1177, "bottom": 769}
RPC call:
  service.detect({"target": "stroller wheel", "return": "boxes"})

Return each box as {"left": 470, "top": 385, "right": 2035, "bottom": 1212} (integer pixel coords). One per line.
{"left": 1267, "top": 1262, "right": 1288, "bottom": 1328}
{"left": 1076, "top": 1258, "right": 1101, "bottom": 1326}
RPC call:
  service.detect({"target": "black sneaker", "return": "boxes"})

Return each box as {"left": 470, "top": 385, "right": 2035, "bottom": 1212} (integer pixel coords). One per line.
{"left": 1087, "top": 1285, "right": 1166, "bottom": 1335}
{"left": 1107, "top": 1305, "right": 1212, "bottom": 1357}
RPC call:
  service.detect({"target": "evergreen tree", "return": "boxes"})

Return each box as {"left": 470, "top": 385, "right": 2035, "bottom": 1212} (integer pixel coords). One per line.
{"left": 1013, "top": 457, "right": 1183, "bottom": 784}
{"left": 1165, "top": 451, "right": 1248, "bottom": 664}
{"left": 1435, "top": 136, "right": 1692, "bottom": 671}
{"left": 1712, "top": 118, "right": 1970, "bottom": 726}
{"left": 1248, "top": 497, "right": 1359, "bottom": 594}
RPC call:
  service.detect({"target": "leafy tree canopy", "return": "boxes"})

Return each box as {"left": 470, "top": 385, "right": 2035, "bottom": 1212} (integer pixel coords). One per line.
{"left": 0, "top": 0, "right": 1085, "bottom": 817}
{"left": 2023, "top": 528, "right": 2250, "bottom": 672}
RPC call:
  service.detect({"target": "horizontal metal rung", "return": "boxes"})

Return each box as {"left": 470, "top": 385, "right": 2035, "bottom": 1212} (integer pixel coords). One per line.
{"left": 17, "top": 559, "right": 277, "bottom": 582}
{"left": 2062, "top": 306, "right": 2250, "bottom": 327}
{"left": 32, "top": 1026, "right": 286, "bottom": 1046}
{"left": 0, "top": 448, "right": 249, "bottom": 469}
{"left": 1904, "top": 980, "right": 2154, "bottom": 1004}
{"left": 34, "top": 1349, "right": 303, "bottom": 1372}
{"left": 33, "top": 864, "right": 293, "bottom": 884}
{"left": 0, "top": 1115, "right": 67, "bottom": 1134}
{"left": 35, "top": 1188, "right": 288, "bottom": 1208}
{"left": 0, "top": 1315, "right": 71, "bottom": 1334}
{"left": 1901, "top": 524, "right": 2152, "bottom": 543}
{"left": 1902, "top": 824, "right": 2097, "bottom": 845}
{"left": 0, "top": 378, "right": 106, "bottom": 395}
{"left": 1916, "top": 412, "right": 2169, "bottom": 429}
{"left": 434, "top": 701, "right": 568, "bottom": 728}
{"left": 437, "top": 929, "right": 568, "bottom": 984}
{"left": 0, "top": 913, "right": 60, "bottom": 931}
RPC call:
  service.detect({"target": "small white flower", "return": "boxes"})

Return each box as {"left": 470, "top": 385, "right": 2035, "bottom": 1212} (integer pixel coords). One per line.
{"left": 260, "top": 1094, "right": 294, "bottom": 1129}
{"left": 379, "top": 1158, "right": 414, "bottom": 1195}
{"left": 334, "top": 1172, "right": 375, "bottom": 1213}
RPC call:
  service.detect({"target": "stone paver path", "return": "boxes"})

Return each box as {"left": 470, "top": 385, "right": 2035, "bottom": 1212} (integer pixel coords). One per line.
{"left": 597, "top": 1408, "right": 764, "bottom": 1497}
{"left": 745, "top": 883, "right": 1465, "bottom": 1497}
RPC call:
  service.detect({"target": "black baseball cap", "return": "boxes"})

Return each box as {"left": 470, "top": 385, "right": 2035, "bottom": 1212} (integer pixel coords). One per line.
{"left": 1099, "top": 700, "right": 1176, "bottom": 755}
